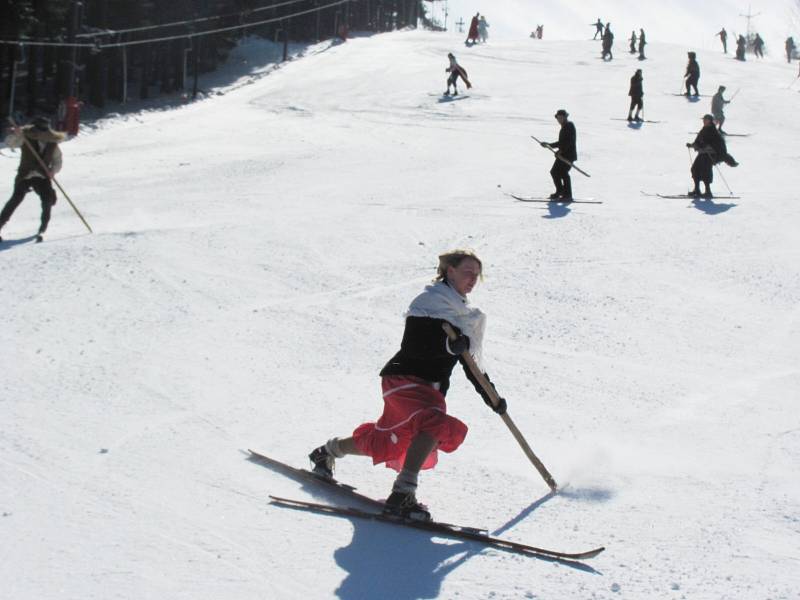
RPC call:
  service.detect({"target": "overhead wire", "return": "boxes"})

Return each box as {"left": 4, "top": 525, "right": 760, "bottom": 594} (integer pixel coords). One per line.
{"left": 0, "top": 0, "right": 353, "bottom": 49}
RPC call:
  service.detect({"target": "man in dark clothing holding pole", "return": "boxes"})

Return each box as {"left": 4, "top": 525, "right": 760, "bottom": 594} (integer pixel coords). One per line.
{"left": 541, "top": 109, "right": 577, "bottom": 201}
{"left": 0, "top": 117, "right": 65, "bottom": 242}
{"left": 686, "top": 114, "right": 738, "bottom": 198}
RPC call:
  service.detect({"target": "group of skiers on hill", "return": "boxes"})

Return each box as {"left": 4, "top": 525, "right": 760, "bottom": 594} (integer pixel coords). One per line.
{"left": 465, "top": 12, "right": 489, "bottom": 45}
{"left": 717, "top": 27, "right": 798, "bottom": 62}
{"left": 592, "top": 20, "right": 646, "bottom": 61}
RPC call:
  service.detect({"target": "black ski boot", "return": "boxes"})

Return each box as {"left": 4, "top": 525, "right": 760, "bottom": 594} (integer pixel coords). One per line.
{"left": 383, "top": 490, "right": 431, "bottom": 522}
{"left": 308, "top": 445, "right": 335, "bottom": 479}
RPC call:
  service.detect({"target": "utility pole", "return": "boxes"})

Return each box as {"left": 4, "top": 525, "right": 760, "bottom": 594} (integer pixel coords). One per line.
{"left": 739, "top": 4, "right": 762, "bottom": 38}
{"left": 67, "top": 1, "right": 84, "bottom": 98}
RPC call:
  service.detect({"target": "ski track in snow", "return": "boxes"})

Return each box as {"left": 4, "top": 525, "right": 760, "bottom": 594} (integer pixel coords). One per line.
{"left": 2, "top": 11, "right": 800, "bottom": 600}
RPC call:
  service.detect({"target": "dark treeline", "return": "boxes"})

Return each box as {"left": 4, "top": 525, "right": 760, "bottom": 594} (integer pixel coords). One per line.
{"left": 0, "top": 0, "right": 426, "bottom": 122}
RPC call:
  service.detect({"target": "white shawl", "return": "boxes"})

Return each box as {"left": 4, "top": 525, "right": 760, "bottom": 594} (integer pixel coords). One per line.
{"left": 406, "top": 280, "right": 487, "bottom": 370}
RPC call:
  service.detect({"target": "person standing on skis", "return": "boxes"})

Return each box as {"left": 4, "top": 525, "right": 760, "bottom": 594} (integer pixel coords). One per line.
{"left": 711, "top": 85, "right": 730, "bottom": 134}
{"left": 541, "top": 109, "right": 578, "bottom": 201}
{"left": 684, "top": 51, "right": 700, "bottom": 96}
{"left": 627, "top": 69, "right": 644, "bottom": 122}
{"left": 309, "top": 250, "right": 507, "bottom": 521}
{"left": 686, "top": 114, "right": 738, "bottom": 198}
{"left": 444, "top": 52, "right": 471, "bottom": 96}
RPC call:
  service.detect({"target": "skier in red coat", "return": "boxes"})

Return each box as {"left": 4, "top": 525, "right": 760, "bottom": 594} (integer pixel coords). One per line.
{"left": 309, "top": 250, "right": 507, "bottom": 522}
{"left": 466, "top": 13, "right": 480, "bottom": 45}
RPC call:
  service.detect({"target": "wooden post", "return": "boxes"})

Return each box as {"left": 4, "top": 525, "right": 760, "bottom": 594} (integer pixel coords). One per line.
{"left": 442, "top": 322, "right": 558, "bottom": 490}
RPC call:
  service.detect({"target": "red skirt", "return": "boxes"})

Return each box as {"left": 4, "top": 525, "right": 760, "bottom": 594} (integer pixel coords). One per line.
{"left": 352, "top": 376, "right": 468, "bottom": 472}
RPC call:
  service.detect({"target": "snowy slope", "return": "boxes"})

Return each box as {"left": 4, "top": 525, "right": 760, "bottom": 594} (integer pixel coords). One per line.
{"left": 2, "top": 19, "right": 800, "bottom": 600}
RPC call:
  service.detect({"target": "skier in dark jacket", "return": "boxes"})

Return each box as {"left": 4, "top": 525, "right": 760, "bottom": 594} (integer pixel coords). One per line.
{"left": 541, "top": 109, "right": 577, "bottom": 200}
{"left": 686, "top": 114, "right": 738, "bottom": 198}
{"left": 0, "top": 117, "right": 65, "bottom": 242}
{"left": 309, "top": 250, "right": 506, "bottom": 522}
{"left": 638, "top": 29, "right": 647, "bottom": 60}
{"left": 717, "top": 28, "right": 728, "bottom": 54}
{"left": 753, "top": 33, "right": 764, "bottom": 58}
{"left": 684, "top": 51, "right": 700, "bottom": 96}
{"left": 787, "top": 37, "right": 796, "bottom": 63}
{"left": 629, "top": 31, "right": 637, "bottom": 54}
{"left": 736, "top": 35, "right": 747, "bottom": 61}
{"left": 601, "top": 23, "right": 614, "bottom": 60}
{"left": 592, "top": 18, "right": 604, "bottom": 40}
{"left": 627, "top": 69, "right": 644, "bottom": 122}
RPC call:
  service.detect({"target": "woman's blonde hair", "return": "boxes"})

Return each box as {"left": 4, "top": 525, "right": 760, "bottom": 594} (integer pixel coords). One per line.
{"left": 435, "top": 249, "right": 483, "bottom": 282}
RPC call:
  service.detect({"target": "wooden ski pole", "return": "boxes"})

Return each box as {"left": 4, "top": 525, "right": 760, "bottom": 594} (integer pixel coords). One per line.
{"left": 442, "top": 322, "right": 558, "bottom": 491}
{"left": 530, "top": 135, "right": 591, "bottom": 178}
{"left": 8, "top": 117, "right": 92, "bottom": 233}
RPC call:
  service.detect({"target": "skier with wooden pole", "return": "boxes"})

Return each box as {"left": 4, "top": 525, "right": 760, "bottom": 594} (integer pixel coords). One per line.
{"left": 309, "top": 250, "right": 556, "bottom": 522}
{"left": 0, "top": 117, "right": 91, "bottom": 243}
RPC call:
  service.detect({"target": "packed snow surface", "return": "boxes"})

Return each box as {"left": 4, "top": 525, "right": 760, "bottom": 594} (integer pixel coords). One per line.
{"left": 2, "top": 16, "right": 799, "bottom": 600}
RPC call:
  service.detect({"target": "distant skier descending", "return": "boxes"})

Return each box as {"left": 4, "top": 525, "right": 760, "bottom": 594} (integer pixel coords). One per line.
{"left": 684, "top": 51, "right": 700, "bottom": 96}
{"left": 592, "top": 18, "right": 604, "bottom": 40}
{"left": 638, "top": 29, "right": 647, "bottom": 60}
{"left": 717, "top": 28, "right": 728, "bottom": 54}
{"left": 465, "top": 13, "right": 480, "bottom": 45}
{"left": 444, "top": 52, "right": 472, "bottom": 96}
{"left": 735, "top": 35, "right": 747, "bottom": 61}
{"left": 711, "top": 85, "right": 731, "bottom": 134}
{"left": 786, "top": 37, "right": 796, "bottom": 63}
{"left": 601, "top": 23, "right": 614, "bottom": 60}
{"left": 540, "top": 109, "right": 578, "bottom": 200}
{"left": 686, "top": 114, "right": 739, "bottom": 198}
{"left": 753, "top": 33, "right": 765, "bottom": 58}
{"left": 478, "top": 15, "right": 489, "bottom": 43}
{"left": 627, "top": 69, "right": 644, "bottom": 122}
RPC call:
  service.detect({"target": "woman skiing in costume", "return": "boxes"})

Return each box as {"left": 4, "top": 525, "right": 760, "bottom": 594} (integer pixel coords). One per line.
{"left": 309, "top": 250, "right": 507, "bottom": 521}
{"left": 444, "top": 52, "right": 472, "bottom": 96}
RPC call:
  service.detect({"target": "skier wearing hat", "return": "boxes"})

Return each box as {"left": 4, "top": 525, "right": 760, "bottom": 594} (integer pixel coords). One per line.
{"left": 711, "top": 86, "right": 730, "bottom": 134}
{"left": 684, "top": 52, "right": 700, "bottom": 96}
{"left": 541, "top": 109, "right": 577, "bottom": 200}
{"left": 686, "top": 114, "right": 738, "bottom": 198}
{"left": 0, "top": 117, "right": 66, "bottom": 243}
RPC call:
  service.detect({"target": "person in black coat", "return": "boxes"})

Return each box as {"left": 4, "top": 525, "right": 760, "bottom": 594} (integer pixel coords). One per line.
{"left": 541, "top": 109, "right": 577, "bottom": 200}
{"left": 717, "top": 28, "right": 728, "bottom": 54}
{"left": 638, "top": 29, "right": 646, "bottom": 60}
{"left": 735, "top": 35, "right": 747, "bottom": 61}
{"left": 601, "top": 23, "right": 614, "bottom": 60}
{"left": 684, "top": 51, "right": 700, "bottom": 96}
{"left": 627, "top": 69, "right": 644, "bottom": 121}
{"left": 686, "top": 114, "right": 738, "bottom": 198}
{"left": 629, "top": 31, "right": 637, "bottom": 54}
